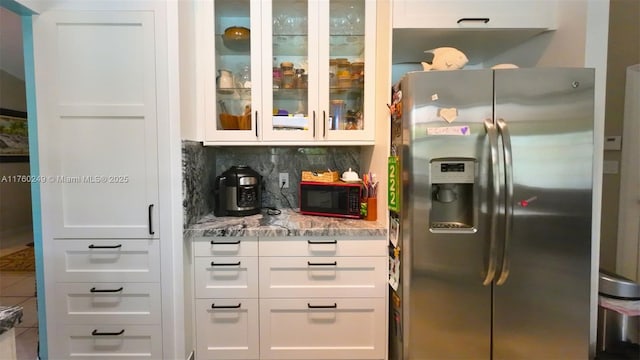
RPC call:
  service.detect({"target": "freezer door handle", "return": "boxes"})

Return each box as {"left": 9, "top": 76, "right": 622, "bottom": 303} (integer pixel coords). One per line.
{"left": 496, "top": 118, "right": 514, "bottom": 285}
{"left": 483, "top": 119, "right": 500, "bottom": 286}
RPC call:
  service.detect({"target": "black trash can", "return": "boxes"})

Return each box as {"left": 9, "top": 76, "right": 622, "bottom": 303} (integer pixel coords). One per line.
{"left": 597, "top": 269, "right": 640, "bottom": 359}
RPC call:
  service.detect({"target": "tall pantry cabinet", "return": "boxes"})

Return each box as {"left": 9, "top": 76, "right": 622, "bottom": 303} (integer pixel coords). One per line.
{"left": 31, "top": 2, "right": 183, "bottom": 359}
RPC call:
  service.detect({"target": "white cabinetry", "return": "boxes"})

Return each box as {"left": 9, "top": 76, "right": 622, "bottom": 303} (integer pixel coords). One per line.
{"left": 258, "top": 236, "right": 387, "bottom": 360}
{"left": 33, "top": 6, "right": 175, "bottom": 358}
{"left": 192, "top": 235, "right": 387, "bottom": 360}
{"left": 193, "top": 237, "right": 260, "bottom": 360}
{"left": 391, "top": 0, "right": 558, "bottom": 65}
{"left": 392, "top": 0, "right": 557, "bottom": 29}
{"left": 42, "top": 11, "right": 160, "bottom": 240}
{"left": 189, "top": 0, "right": 376, "bottom": 145}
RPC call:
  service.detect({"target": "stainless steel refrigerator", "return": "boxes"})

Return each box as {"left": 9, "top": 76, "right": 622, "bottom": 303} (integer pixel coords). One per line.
{"left": 389, "top": 68, "right": 594, "bottom": 359}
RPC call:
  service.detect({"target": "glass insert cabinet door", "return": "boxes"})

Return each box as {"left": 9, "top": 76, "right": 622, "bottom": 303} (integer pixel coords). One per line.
{"left": 262, "top": 0, "right": 314, "bottom": 142}
{"left": 262, "top": 0, "right": 374, "bottom": 142}
{"left": 327, "top": 0, "right": 367, "bottom": 133}
{"left": 209, "top": 0, "right": 262, "bottom": 141}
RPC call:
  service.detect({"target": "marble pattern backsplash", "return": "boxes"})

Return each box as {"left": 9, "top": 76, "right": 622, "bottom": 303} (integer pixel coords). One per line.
{"left": 182, "top": 140, "right": 217, "bottom": 227}
{"left": 182, "top": 141, "right": 361, "bottom": 227}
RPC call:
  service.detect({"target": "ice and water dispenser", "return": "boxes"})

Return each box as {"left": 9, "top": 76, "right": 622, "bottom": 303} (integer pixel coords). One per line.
{"left": 429, "top": 158, "right": 476, "bottom": 231}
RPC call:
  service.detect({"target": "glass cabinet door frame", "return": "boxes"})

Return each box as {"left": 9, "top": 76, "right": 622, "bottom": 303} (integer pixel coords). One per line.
{"left": 260, "top": 0, "right": 319, "bottom": 142}
{"left": 201, "top": 0, "right": 376, "bottom": 144}
{"left": 322, "top": 0, "right": 376, "bottom": 142}
{"left": 204, "top": 0, "right": 263, "bottom": 143}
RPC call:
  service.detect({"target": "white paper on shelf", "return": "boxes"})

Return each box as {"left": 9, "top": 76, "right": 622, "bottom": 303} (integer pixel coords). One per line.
{"left": 272, "top": 115, "right": 309, "bottom": 129}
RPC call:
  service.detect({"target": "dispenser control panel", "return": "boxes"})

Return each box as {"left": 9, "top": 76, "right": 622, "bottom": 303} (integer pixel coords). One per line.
{"left": 430, "top": 159, "right": 475, "bottom": 184}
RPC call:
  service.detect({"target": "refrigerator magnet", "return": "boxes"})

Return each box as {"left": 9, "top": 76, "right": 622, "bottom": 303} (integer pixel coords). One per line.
{"left": 438, "top": 107, "right": 458, "bottom": 123}
{"left": 427, "top": 126, "right": 470, "bottom": 136}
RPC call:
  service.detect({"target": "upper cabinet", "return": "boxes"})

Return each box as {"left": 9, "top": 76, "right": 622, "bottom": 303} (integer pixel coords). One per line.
{"left": 194, "top": 0, "right": 376, "bottom": 145}
{"left": 392, "top": 0, "right": 556, "bottom": 29}
{"left": 391, "top": 0, "right": 558, "bottom": 64}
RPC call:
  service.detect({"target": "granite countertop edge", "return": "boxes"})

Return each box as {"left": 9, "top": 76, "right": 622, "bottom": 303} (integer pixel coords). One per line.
{"left": 184, "top": 209, "right": 387, "bottom": 238}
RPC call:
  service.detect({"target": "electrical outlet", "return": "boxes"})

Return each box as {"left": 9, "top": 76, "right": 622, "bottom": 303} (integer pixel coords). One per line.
{"left": 279, "top": 172, "right": 289, "bottom": 188}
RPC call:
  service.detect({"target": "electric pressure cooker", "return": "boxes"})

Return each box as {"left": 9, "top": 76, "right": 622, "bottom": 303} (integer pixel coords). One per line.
{"left": 214, "top": 165, "right": 262, "bottom": 217}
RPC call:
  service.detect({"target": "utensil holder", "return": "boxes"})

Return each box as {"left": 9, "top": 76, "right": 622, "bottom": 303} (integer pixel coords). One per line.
{"left": 365, "top": 197, "right": 377, "bottom": 221}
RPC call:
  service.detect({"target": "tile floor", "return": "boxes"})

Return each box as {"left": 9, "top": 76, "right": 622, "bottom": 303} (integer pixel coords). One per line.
{"left": 0, "top": 270, "right": 39, "bottom": 360}
{"left": 1, "top": 228, "right": 39, "bottom": 360}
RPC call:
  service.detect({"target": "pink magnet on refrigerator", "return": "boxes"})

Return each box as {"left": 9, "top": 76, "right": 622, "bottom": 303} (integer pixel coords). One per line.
{"left": 519, "top": 196, "right": 538, "bottom": 207}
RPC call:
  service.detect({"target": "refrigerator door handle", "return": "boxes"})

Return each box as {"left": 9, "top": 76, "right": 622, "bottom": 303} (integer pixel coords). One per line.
{"left": 496, "top": 118, "right": 514, "bottom": 285}
{"left": 483, "top": 119, "right": 500, "bottom": 286}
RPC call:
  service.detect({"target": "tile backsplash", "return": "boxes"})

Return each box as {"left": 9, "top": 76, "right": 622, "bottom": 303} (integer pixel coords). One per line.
{"left": 182, "top": 140, "right": 361, "bottom": 226}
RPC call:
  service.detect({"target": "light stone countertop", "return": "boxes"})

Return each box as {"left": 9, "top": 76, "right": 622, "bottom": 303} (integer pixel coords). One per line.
{"left": 184, "top": 208, "right": 387, "bottom": 239}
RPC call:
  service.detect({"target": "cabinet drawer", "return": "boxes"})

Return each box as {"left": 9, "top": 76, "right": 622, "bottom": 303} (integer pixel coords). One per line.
{"left": 54, "top": 239, "right": 160, "bottom": 282}
{"left": 393, "top": 0, "right": 556, "bottom": 29}
{"left": 51, "top": 325, "right": 162, "bottom": 360}
{"left": 195, "top": 257, "right": 258, "bottom": 299}
{"left": 259, "top": 237, "right": 387, "bottom": 257}
{"left": 55, "top": 283, "right": 161, "bottom": 325}
{"left": 259, "top": 257, "right": 387, "bottom": 298}
{"left": 259, "top": 298, "right": 386, "bottom": 359}
{"left": 193, "top": 237, "right": 258, "bottom": 257}
{"left": 195, "top": 298, "right": 259, "bottom": 360}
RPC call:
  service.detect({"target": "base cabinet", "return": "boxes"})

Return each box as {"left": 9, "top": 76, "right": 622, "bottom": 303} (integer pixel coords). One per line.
{"left": 192, "top": 236, "right": 387, "bottom": 360}
{"left": 195, "top": 299, "right": 260, "bottom": 360}
{"left": 259, "top": 298, "right": 386, "bottom": 360}
{"left": 51, "top": 325, "right": 163, "bottom": 360}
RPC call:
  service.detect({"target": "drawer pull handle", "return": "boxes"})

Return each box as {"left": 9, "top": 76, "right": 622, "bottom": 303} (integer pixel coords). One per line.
{"left": 456, "top": 17, "right": 490, "bottom": 24}
{"left": 211, "top": 303, "right": 242, "bottom": 309}
{"left": 210, "top": 261, "right": 241, "bottom": 267}
{"left": 307, "top": 303, "right": 337, "bottom": 309}
{"left": 210, "top": 240, "right": 241, "bottom": 245}
{"left": 91, "top": 329, "right": 125, "bottom": 336}
{"left": 307, "top": 240, "right": 337, "bottom": 244}
{"left": 307, "top": 261, "right": 337, "bottom": 266}
{"left": 88, "top": 244, "right": 122, "bottom": 249}
{"left": 90, "top": 287, "right": 124, "bottom": 293}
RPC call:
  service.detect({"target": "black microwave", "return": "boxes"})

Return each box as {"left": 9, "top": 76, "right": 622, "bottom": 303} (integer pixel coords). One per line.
{"left": 299, "top": 181, "right": 362, "bottom": 219}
